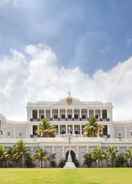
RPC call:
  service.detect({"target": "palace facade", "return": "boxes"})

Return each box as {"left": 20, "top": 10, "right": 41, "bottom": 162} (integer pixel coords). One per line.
{"left": 0, "top": 95, "right": 132, "bottom": 164}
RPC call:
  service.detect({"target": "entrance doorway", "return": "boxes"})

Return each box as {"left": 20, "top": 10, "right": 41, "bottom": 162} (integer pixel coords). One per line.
{"left": 65, "top": 150, "right": 79, "bottom": 167}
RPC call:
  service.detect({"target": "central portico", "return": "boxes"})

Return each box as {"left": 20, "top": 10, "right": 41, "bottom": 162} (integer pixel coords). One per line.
{"left": 27, "top": 95, "right": 113, "bottom": 137}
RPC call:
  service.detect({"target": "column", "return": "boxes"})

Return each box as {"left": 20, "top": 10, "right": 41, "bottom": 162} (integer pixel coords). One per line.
{"left": 65, "top": 109, "right": 67, "bottom": 119}
{"left": 30, "top": 109, "right": 33, "bottom": 120}
{"left": 79, "top": 109, "right": 81, "bottom": 119}
{"left": 101, "top": 109, "right": 103, "bottom": 119}
{"left": 80, "top": 124, "right": 82, "bottom": 136}
{"left": 44, "top": 109, "right": 46, "bottom": 119}
{"left": 108, "top": 108, "right": 112, "bottom": 121}
{"left": 30, "top": 125, "right": 33, "bottom": 136}
{"left": 27, "top": 107, "right": 31, "bottom": 121}
{"left": 71, "top": 124, "right": 73, "bottom": 134}
{"left": 62, "top": 146, "right": 65, "bottom": 158}
{"left": 93, "top": 109, "right": 95, "bottom": 117}
{"left": 38, "top": 109, "right": 40, "bottom": 119}
{"left": 87, "top": 109, "right": 89, "bottom": 119}
{"left": 72, "top": 109, "right": 74, "bottom": 119}
{"left": 50, "top": 109, "right": 52, "bottom": 119}
{"left": 73, "top": 124, "right": 75, "bottom": 135}
{"left": 66, "top": 124, "right": 68, "bottom": 135}
{"left": 13, "top": 127, "right": 16, "bottom": 138}
{"left": 58, "top": 125, "right": 60, "bottom": 135}
{"left": 37, "top": 109, "right": 39, "bottom": 119}
{"left": 107, "top": 124, "right": 114, "bottom": 138}
{"left": 124, "top": 127, "right": 127, "bottom": 139}
{"left": 58, "top": 108, "right": 60, "bottom": 119}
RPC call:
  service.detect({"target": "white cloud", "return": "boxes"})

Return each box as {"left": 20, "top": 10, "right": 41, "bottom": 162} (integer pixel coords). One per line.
{"left": 0, "top": 43, "right": 132, "bottom": 121}
{"left": 0, "top": 0, "right": 17, "bottom": 7}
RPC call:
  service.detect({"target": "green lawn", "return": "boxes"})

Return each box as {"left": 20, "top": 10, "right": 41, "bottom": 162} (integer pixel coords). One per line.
{"left": 0, "top": 168, "right": 132, "bottom": 184}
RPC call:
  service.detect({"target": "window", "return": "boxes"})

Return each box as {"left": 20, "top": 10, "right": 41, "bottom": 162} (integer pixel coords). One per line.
{"left": 54, "top": 125, "right": 58, "bottom": 134}
{"left": 67, "top": 109, "right": 72, "bottom": 119}
{"left": 102, "top": 109, "right": 107, "bottom": 120}
{"left": 7, "top": 132, "right": 10, "bottom": 136}
{"left": 32, "top": 109, "right": 38, "bottom": 119}
{"left": 19, "top": 132, "right": 22, "bottom": 137}
{"left": 46, "top": 109, "right": 50, "bottom": 119}
{"left": 39, "top": 109, "right": 44, "bottom": 119}
{"left": 81, "top": 109, "right": 87, "bottom": 119}
{"left": 52, "top": 109, "right": 58, "bottom": 120}
{"left": 74, "top": 125, "right": 80, "bottom": 134}
{"left": 89, "top": 110, "right": 94, "bottom": 119}
{"left": 118, "top": 132, "right": 122, "bottom": 138}
{"left": 60, "top": 125, "right": 66, "bottom": 134}
{"left": 60, "top": 109, "right": 65, "bottom": 119}
{"left": 103, "top": 125, "right": 107, "bottom": 136}
{"left": 74, "top": 109, "right": 79, "bottom": 119}
{"left": 95, "top": 110, "right": 100, "bottom": 120}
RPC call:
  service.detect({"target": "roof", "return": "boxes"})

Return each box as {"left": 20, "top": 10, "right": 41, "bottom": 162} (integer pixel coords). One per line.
{"left": 27, "top": 96, "right": 112, "bottom": 108}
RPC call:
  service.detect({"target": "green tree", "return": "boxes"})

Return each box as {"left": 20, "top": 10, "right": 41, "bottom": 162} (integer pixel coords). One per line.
{"left": 48, "top": 153, "right": 56, "bottom": 167}
{"left": 91, "top": 145, "right": 106, "bottom": 167}
{"left": 3, "top": 147, "right": 13, "bottom": 167}
{"left": 33, "top": 147, "right": 48, "bottom": 168}
{"left": 84, "top": 117, "right": 103, "bottom": 137}
{"left": 84, "top": 153, "right": 93, "bottom": 167}
{"left": 0, "top": 145, "right": 7, "bottom": 167}
{"left": 38, "top": 118, "right": 56, "bottom": 137}
{"left": 106, "top": 145, "right": 118, "bottom": 167}
{"left": 12, "top": 140, "right": 28, "bottom": 167}
{"left": 125, "top": 148, "right": 132, "bottom": 167}
{"left": 115, "top": 153, "right": 126, "bottom": 167}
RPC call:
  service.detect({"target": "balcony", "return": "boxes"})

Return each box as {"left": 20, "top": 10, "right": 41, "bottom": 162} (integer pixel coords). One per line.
{"left": 30, "top": 118, "right": 40, "bottom": 122}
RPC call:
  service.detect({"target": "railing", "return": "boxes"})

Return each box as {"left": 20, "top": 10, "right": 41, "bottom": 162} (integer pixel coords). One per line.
{"left": 0, "top": 137, "right": 132, "bottom": 144}
{"left": 30, "top": 118, "right": 111, "bottom": 122}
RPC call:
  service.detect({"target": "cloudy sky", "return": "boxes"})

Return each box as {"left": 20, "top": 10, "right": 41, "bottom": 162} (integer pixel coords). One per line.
{"left": 0, "top": 0, "right": 132, "bottom": 120}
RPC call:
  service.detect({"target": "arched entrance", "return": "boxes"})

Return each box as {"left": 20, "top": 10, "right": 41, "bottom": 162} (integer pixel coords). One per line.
{"left": 65, "top": 150, "right": 79, "bottom": 167}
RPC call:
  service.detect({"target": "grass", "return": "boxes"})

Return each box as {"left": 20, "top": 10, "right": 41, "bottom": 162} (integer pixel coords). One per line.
{"left": 0, "top": 168, "right": 132, "bottom": 184}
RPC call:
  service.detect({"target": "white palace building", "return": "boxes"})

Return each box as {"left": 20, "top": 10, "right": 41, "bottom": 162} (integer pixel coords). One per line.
{"left": 0, "top": 95, "right": 132, "bottom": 164}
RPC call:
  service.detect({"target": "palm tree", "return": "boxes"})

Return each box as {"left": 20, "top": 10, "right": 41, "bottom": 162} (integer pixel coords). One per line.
{"left": 48, "top": 153, "right": 56, "bottom": 167}
{"left": 0, "top": 145, "right": 6, "bottom": 167}
{"left": 125, "top": 148, "right": 132, "bottom": 167}
{"left": 115, "top": 153, "right": 126, "bottom": 167}
{"left": 84, "top": 117, "right": 103, "bottom": 137}
{"left": 37, "top": 118, "right": 56, "bottom": 137}
{"left": 33, "top": 147, "right": 48, "bottom": 168}
{"left": 106, "top": 145, "right": 118, "bottom": 167}
{"left": 84, "top": 153, "right": 93, "bottom": 167}
{"left": 5, "top": 147, "right": 14, "bottom": 167}
{"left": 12, "top": 140, "right": 28, "bottom": 167}
{"left": 91, "top": 145, "right": 106, "bottom": 167}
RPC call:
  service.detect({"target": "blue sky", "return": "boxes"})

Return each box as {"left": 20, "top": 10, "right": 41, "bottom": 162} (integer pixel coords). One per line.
{"left": 0, "top": 0, "right": 132, "bottom": 120}
{"left": 1, "top": 0, "right": 132, "bottom": 73}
